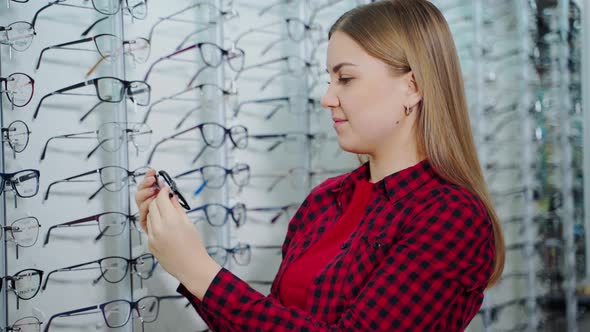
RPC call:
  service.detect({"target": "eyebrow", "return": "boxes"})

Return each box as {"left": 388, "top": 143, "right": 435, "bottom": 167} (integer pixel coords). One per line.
{"left": 326, "top": 62, "right": 357, "bottom": 73}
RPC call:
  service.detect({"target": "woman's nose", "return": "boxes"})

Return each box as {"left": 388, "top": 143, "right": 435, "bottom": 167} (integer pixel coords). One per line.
{"left": 320, "top": 85, "right": 339, "bottom": 110}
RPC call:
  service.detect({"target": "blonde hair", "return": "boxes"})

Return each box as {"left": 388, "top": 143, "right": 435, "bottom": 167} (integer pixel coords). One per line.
{"left": 330, "top": 0, "right": 505, "bottom": 287}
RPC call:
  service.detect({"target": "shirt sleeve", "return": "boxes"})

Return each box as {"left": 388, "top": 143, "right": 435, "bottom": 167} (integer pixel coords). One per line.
{"left": 176, "top": 190, "right": 314, "bottom": 331}
{"left": 178, "top": 193, "right": 496, "bottom": 331}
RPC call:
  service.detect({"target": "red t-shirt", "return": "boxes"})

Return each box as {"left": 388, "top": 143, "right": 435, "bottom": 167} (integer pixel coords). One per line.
{"left": 279, "top": 178, "right": 375, "bottom": 309}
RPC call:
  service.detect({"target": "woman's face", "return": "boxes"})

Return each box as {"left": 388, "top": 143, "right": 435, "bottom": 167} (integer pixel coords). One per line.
{"left": 321, "top": 31, "right": 418, "bottom": 156}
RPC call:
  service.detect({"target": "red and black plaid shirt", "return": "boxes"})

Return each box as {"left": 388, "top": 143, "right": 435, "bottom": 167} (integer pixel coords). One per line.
{"left": 178, "top": 159, "right": 495, "bottom": 331}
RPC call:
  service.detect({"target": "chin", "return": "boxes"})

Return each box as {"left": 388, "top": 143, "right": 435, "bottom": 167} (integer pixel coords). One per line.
{"left": 336, "top": 138, "right": 370, "bottom": 155}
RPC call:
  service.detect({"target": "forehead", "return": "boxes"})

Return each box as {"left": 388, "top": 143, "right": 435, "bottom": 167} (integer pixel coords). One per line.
{"left": 326, "top": 31, "right": 369, "bottom": 68}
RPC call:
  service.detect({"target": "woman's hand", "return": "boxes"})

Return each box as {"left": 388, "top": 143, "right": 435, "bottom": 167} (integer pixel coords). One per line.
{"left": 134, "top": 168, "right": 158, "bottom": 233}
{"left": 146, "top": 187, "right": 222, "bottom": 299}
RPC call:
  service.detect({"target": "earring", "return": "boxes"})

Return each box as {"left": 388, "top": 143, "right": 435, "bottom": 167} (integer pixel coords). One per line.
{"left": 405, "top": 105, "right": 412, "bottom": 116}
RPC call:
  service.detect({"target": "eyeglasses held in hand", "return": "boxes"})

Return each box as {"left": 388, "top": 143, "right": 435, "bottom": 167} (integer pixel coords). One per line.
{"left": 1, "top": 216, "right": 41, "bottom": 260}
{"left": 43, "top": 294, "right": 184, "bottom": 332}
{"left": 33, "top": 76, "right": 151, "bottom": 120}
{"left": 0, "top": 21, "right": 36, "bottom": 54}
{"left": 141, "top": 82, "right": 235, "bottom": 124}
{"left": 2, "top": 120, "right": 31, "bottom": 155}
{"left": 36, "top": 34, "right": 151, "bottom": 77}
{"left": 44, "top": 211, "right": 139, "bottom": 246}
{"left": 0, "top": 268, "right": 43, "bottom": 310}
{"left": 32, "top": 0, "right": 148, "bottom": 31}
{"left": 187, "top": 203, "right": 247, "bottom": 228}
{"left": 146, "top": 122, "right": 247, "bottom": 164}
{"left": 42, "top": 253, "right": 156, "bottom": 291}
{"left": 44, "top": 166, "right": 148, "bottom": 202}
{"left": 40, "top": 122, "right": 152, "bottom": 161}
{"left": 155, "top": 170, "right": 190, "bottom": 210}
{"left": 174, "top": 163, "right": 251, "bottom": 194}
{"left": 0, "top": 72, "right": 35, "bottom": 109}
{"left": 3, "top": 315, "right": 43, "bottom": 332}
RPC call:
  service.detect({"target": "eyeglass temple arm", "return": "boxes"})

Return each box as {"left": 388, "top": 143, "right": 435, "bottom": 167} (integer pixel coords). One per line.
{"left": 141, "top": 83, "right": 198, "bottom": 123}
{"left": 174, "top": 167, "right": 202, "bottom": 179}
{"left": 36, "top": 36, "right": 94, "bottom": 70}
{"left": 42, "top": 259, "right": 101, "bottom": 290}
{"left": 88, "top": 169, "right": 141, "bottom": 201}
{"left": 43, "top": 305, "right": 99, "bottom": 332}
{"left": 31, "top": 1, "right": 59, "bottom": 30}
{"left": 249, "top": 134, "right": 287, "bottom": 151}
{"left": 147, "top": 2, "right": 211, "bottom": 42}
{"left": 186, "top": 65, "right": 210, "bottom": 88}
{"left": 233, "top": 21, "right": 283, "bottom": 46}
{"left": 43, "top": 214, "right": 102, "bottom": 246}
{"left": 40, "top": 130, "right": 96, "bottom": 161}
{"left": 44, "top": 169, "right": 98, "bottom": 201}
{"left": 143, "top": 44, "right": 198, "bottom": 81}
{"left": 267, "top": 174, "right": 286, "bottom": 192}
{"left": 146, "top": 138, "right": 167, "bottom": 165}
{"left": 233, "top": 97, "right": 289, "bottom": 117}
{"left": 88, "top": 182, "right": 111, "bottom": 201}
{"left": 80, "top": 100, "right": 104, "bottom": 123}
{"left": 80, "top": 16, "right": 108, "bottom": 37}
{"left": 33, "top": 79, "right": 95, "bottom": 119}
{"left": 241, "top": 56, "right": 288, "bottom": 73}
{"left": 261, "top": 37, "right": 286, "bottom": 57}
{"left": 175, "top": 105, "right": 204, "bottom": 129}
{"left": 174, "top": 23, "right": 217, "bottom": 51}
{"left": 146, "top": 121, "right": 201, "bottom": 163}
{"left": 191, "top": 145, "right": 208, "bottom": 164}
{"left": 86, "top": 137, "right": 114, "bottom": 159}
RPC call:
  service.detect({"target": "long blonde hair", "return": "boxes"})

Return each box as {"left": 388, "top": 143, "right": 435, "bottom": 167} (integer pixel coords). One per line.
{"left": 329, "top": 0, "right": 505, "bottom": 287}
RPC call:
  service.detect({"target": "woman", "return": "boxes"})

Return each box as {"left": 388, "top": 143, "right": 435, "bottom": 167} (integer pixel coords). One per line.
{"left": 135, "top": 0, "right": 505, "bottom": 330}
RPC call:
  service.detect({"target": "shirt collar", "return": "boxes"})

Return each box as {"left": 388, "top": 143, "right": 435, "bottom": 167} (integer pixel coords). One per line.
{"left": 330, "top": 159, "right": 436, "bottom": 205}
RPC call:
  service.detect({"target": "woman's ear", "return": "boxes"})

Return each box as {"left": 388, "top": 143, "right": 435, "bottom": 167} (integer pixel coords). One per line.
{"left": 405, "top": 71, "right": 422, "bottom": 108}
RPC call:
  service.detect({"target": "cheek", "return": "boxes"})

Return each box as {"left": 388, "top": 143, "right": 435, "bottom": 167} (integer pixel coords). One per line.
{"left": 344, "top": 88, "right": 402, "bottom": 136}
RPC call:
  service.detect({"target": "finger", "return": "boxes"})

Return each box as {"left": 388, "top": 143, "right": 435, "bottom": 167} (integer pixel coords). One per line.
{"left": 146, "top": 212, "right": 154, "bottom": 243}
{"left": 144, "top": 167, "right": 156, "bottom": 177}
{"left": 155, "top": 187, "right": 177, "bottom": 222}
{"left": 138, "top": 173, "right": 157, "bottom": 191}
{"left": 148, "top": 198, "right": 162, "bottom": 234}
{"left": 140, "top": 196, "right": 157, "bottom": 233}
{"left": 140, "top": 194, "right": 157, "bottom": 217}
{"left": 135, "top": 186, "right": 158, "bottom": 205}
{"left": 135, "top": 186, "right": 158, "bottom": 206}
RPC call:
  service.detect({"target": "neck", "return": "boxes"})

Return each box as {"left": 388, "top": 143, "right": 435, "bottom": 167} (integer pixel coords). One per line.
{"left": 367, "top": 137, "right": 423, "bottom": 183}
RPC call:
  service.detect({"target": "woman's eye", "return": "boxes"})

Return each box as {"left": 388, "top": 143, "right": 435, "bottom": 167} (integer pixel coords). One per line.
{"left": 338, "top": 77, "right": 352, "bottom": 84}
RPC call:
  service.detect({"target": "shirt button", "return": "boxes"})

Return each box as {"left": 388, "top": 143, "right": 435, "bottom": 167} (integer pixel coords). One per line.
{"left": 341, "top": 243, "right": 349, "bottom": 249}
{"left": 373, "top": 242, "right": 381, "bottom": 249}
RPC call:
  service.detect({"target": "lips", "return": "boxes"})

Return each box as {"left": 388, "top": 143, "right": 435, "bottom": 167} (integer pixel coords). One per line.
{"left": 332, "top": 118, "right": 347, "bottom": 123}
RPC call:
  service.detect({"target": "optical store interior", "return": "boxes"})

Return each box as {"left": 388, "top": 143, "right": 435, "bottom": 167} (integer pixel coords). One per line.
{"left": 0, "top": 0, "right": 589, "bottom": 331}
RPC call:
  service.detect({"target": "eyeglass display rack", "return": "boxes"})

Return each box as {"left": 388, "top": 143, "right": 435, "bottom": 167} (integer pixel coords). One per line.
{"left": 0, "top": 0, "right": 364, "bottom": 331}
{"left": 1, "top": 0, "right": 587, "bottom": 331}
